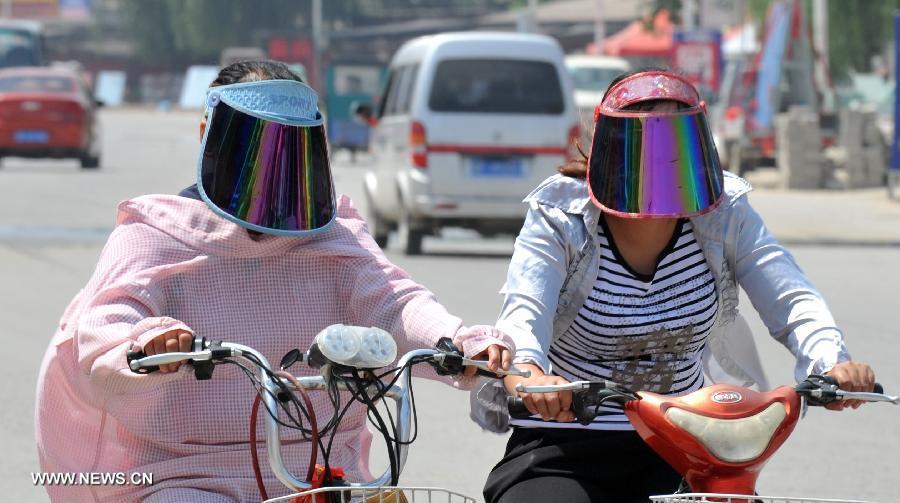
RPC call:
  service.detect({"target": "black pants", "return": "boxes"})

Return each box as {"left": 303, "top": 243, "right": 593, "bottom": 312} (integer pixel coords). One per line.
{"left": 483, "top": 427, "right": 683, "bottom": 503}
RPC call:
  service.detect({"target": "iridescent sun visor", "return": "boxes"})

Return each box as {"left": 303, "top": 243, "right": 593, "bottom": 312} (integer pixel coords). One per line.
{"left": 587, "top": 107, "right": 724, "bottom": 218}
{"left": 197, "top": 80, "right": 336, "bottom": 236}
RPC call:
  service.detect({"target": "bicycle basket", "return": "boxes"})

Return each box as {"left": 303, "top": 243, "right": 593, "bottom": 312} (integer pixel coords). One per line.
{"left": 649, "top": 493, "right": 873, "bottom": 503}
{"left": 264, "top": 486, "right": 476, "bottom": 503}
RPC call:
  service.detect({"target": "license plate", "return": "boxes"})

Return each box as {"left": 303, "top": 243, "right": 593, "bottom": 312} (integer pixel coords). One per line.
{"left": 14, "top": 130, "right": 49, "bottom": 144}
{"left": 467, "top": 157, "right": 524, "bottom": 178}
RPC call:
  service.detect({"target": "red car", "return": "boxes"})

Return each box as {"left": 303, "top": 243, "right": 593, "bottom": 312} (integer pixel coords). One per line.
{"left": 0, "top": 66, "right": 102, "bottom": 168}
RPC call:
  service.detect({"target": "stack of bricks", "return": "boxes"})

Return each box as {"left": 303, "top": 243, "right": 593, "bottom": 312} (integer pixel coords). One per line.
{"left": 774, "top": 107, "right": 824, "bottom": 189}
{"left": 838, "top": 108, "right": 887, "bottom": 188}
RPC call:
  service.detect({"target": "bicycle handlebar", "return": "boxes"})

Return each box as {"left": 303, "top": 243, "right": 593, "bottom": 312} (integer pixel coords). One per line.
{"left": 506, "top": 378, "right": 897, "bottom": 423}
{"left": 507, "top": 396, "right": 532, "bottom": 420}
{"left": 127, "top": 350, "right": 216, "bottom": 369}
{"left": 128, "top": 341, "right": 417, "bottom": 491}
{"left": 126, "top": 338, "right": 530, "bottom": 492}
{"left": 126, "top": 342, "right": 530, "bottom": 379}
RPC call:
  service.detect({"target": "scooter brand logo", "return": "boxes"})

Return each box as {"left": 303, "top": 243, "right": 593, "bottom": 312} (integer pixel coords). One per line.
{"left": 711, "top": 391, "right": 743, "bottom": 404}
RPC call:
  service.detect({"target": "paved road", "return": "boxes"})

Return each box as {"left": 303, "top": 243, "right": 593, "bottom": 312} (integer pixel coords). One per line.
{"left": 1, "top": 109, "right": 898, "bottom": 502}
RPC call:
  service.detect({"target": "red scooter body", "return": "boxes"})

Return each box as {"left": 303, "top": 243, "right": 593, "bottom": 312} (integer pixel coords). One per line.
{"left": 624, "top": 384, "right": 802, "bottom": 497}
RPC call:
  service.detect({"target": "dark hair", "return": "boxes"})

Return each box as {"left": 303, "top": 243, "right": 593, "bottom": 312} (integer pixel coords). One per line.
{"left": 211, "top": 59, "right": 329, "bottom": 176}
{"left": 558, "top": 67, "right": 687, "bottom": 179}
{"left": 213, "top": 60, "right": 304, "bottom": 86}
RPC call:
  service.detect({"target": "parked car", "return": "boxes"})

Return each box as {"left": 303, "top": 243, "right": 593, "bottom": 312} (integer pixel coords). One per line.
{"left": 0, "top": 66, "right": 102, "bottom": 168}
{"left": 565, "top": 54, "right": 630, "bottom": 142}
{"left": 357, "top": 32, "right": 578, "bottom": 254}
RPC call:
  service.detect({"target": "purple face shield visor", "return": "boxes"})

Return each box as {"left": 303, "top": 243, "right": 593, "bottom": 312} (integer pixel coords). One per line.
{"left": 586, "top": 72, "right": 725, "bottom": 218}
{"left": 197, "top": 79, "right": 336, "bottom": 236}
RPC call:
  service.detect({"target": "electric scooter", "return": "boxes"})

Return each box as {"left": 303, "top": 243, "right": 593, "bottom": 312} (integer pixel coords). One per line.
{"left": 507, "top": 377, "right": 897, "bottom": 503}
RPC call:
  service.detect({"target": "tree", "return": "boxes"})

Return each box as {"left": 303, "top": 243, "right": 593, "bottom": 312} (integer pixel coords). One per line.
{"left": 122, "top": 0, "right": 307, "bottom": 67}
{"left": 645, "top": 0, "right": 683, "bottom": 25}
{"left": 825, "top": 0, "right": 900, "bottom": 80}
{"left": 742, "top": 0, "right": 900, "bottom": 81}
{"left": 122, "top": 0, "right": 517, "bottom": 68}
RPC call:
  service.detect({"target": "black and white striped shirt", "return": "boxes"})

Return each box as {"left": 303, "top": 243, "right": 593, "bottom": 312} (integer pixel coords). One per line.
{"left": 514, "top": 218, "right": 718, "bottom": 430}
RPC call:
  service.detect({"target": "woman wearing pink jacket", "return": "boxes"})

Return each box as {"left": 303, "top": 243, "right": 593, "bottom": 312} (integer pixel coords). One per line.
{"left": 34, "top": 60, "right": 513, "bottom": 502}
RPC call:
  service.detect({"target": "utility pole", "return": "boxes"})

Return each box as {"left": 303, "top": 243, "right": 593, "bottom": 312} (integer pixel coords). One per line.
{"left": 594, "top": 0, "right": 605, "bottom": 54}
{"left": 312, "top": 0, "right": 323, "bottom": 93}
{"left": 812, "top": 0, "right": 828, "bottom": 67}
{"left": 683, "top": 0, "right": 696, "bottom": 29}
{"left": 518, "top": 0, "right": 539, "bottom": 33}
{"left": 811, "top": 0, "right": 831, "bottom": 112}
{"left": 528, "top": 0, "right": 539, "bottom": 33}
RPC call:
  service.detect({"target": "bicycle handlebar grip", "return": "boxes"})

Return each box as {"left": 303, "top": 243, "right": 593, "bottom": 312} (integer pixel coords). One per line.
{"left": 507, "top": 396, "right": 533, "bottom": 419}
{"left": 125, "top": 346, "right": 159, "bottom": 374}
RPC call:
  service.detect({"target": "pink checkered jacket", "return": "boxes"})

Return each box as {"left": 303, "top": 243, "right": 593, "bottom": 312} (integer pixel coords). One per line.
{"left": 35, "top": 194, "right": 513, "bottom": 502}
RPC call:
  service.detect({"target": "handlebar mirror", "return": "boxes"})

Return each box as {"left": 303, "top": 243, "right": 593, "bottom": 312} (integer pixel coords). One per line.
{"left": 280, "top": 349, "right": 302, "bottom": 370}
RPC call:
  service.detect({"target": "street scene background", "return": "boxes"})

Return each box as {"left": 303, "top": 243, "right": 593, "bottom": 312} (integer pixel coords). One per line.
{"left": 2, "top": 0, "right": 900, "bottom": 501}
{"left": 1, "top": 109, "right": 898, "bottom": 502}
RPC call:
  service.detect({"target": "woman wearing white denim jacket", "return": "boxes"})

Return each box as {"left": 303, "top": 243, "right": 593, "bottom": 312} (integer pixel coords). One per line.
{"left": 481, "top": 70, "right": 876, "bottom": 503}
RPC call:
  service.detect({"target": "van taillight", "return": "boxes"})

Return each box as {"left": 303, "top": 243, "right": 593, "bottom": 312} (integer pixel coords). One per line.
{"left": 567, "top": 124, "right": 581, "bottom": 161}
{"left": 410, "top": 121, "right": 427, "bottom": 169}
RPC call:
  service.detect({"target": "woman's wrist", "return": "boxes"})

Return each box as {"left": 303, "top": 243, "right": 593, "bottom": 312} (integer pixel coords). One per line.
{"left": 503, "top": 362, "right": 544, "bottom": 395}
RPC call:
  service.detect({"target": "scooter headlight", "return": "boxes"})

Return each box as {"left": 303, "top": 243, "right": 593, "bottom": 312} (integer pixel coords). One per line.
{"left": 665, "top": 402, "right": 787, "bottom": 463}
{"left": 314, "top": 324, "right": 397, "bottom": 369}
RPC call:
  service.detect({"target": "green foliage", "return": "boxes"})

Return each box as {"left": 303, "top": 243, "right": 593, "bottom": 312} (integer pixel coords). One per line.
{"left": 644, "top": 0, "right": 683, "bottom": 25}
{"left": 744, "top": 0, "right": 900, "bottom": 81}
{"left": 119, "top": 0, "right": 900, "bottom": 80}
{"left": 123, "top": 0, "right": 307, "bottom": 66}
{"left": 746, "top": 0, "right": 772, "bottom": 25}
{"left": 122, "top": 0, "right": 515, "bottom": 67}
{"left": 826, "top": 0, "right": 900, "bottom": 80}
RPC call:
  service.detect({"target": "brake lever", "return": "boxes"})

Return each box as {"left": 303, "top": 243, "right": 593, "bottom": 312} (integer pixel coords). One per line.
{"left": 797, "top": 375, "right": 897, "bottom": 406}
{"left": 125, "top": 337, "right": 233, "bottom": 380}
{"left": 835, "top": 391, "right": 900, "bottom": 404}
{"left": 428, "top": 337, "right": 531, "bottom": 378}
{"left": 461, "top": 357, "right": 531, "bottom": 378}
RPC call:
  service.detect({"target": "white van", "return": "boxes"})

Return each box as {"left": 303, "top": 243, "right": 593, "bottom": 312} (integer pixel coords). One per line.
{"left": 564, "top": 54, "right": 631, "bottom": 140}
{"left": 360, "top": 32, "right": 578, "bottom": 254}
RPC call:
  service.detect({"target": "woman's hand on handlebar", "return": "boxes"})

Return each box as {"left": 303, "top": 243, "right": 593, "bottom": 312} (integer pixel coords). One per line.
{"left": 825, "top": 361, "right": 876, "bottom": 410}
{"left": 143, "top": 330, "right": 193, "bottom": 373}
{"left": 504, "top": 364, "right": 575, "bottom": 422}
{"left": 465, "top": 344, "right": 512, "bottom": 377}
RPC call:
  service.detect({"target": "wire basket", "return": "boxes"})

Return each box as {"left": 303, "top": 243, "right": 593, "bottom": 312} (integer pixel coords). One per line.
{"left": 650, "top": 494, "right": 873, "bottom": 503}
{"left": 264, "top": 486, "right": 477, "bottom": 503}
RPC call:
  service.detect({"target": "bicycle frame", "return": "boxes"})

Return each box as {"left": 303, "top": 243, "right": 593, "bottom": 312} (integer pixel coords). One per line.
{"left": 225, "top": 342, "right": 436, "bottom": 492}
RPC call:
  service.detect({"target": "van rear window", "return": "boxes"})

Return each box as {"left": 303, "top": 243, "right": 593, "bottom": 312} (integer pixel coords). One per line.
{"left": 428, "top": 59, "right": 564, "bottom": 114}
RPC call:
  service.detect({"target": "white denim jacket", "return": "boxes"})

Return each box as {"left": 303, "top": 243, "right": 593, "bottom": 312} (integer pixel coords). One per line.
{"left": 471, "top": 172, "right": 852, "bottom": 432}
